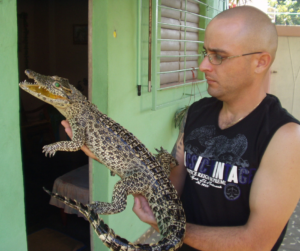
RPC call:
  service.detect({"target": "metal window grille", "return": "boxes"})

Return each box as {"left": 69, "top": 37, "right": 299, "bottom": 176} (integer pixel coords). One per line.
{"left": 150, "top": 0, "right": 227, "bottom": 110}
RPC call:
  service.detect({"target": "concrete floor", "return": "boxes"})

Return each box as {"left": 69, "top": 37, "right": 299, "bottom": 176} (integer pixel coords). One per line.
{"left": 280, "top": 199, "right": 300, "bottom": 251}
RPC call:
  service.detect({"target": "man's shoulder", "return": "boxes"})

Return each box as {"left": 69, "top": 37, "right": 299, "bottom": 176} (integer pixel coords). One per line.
{"left": 274, "top": 122, "right": 300, "bottom": 140}
{"left": 263, "top": 94, "right": 300, "bottom": 126}
{"left": 184, "top": 97, "right": 220, "bottom": 132}
{"left": 188, "top": 96, "right": 220, "bottom": 113}
{"left": 260, "top": 121, "right": 300, "bottom": 176}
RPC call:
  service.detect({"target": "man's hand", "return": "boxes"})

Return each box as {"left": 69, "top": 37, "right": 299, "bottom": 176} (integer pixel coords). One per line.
{"left": 132, "top": 195, "right": 159, "bottom": 232}
{"left": 61, "top": 120, "right": 100, "bottom": 161}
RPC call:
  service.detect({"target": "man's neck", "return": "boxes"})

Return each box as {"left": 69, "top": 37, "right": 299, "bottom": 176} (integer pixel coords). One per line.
{"left": 218, "top": 92, "right": 266, "bottom": 130}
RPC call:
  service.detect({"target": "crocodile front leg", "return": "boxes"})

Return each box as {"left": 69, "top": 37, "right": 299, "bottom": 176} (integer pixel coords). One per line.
{"left": 43, "top": 121, "right": 85, "bottom": 157}
{"left": 88, "top": 173, "right": 149, "bottom": 215}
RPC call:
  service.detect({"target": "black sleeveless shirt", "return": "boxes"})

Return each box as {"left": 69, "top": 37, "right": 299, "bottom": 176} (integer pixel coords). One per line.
{"left": 180, "top": 94, "right": 299, "bottom": 251}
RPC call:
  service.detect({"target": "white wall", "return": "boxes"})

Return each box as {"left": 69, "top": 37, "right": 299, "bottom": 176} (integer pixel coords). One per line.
{"left": 270, "top": 36, "right": 300, "bottom": 120}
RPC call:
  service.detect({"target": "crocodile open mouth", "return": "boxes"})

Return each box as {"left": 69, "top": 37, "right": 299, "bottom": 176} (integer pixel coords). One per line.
{"left": 20, "top": 80, "right": 65, "bottom": 100}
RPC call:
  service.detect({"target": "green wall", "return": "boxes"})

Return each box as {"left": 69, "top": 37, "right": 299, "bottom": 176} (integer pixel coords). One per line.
{"left": 0, "top": 1, "right": 27, "bottom": 250}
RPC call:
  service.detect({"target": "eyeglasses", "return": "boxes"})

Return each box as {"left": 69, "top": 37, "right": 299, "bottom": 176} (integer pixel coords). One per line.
{"left": 202, "top": 51, "right": 262, "bottom": 65}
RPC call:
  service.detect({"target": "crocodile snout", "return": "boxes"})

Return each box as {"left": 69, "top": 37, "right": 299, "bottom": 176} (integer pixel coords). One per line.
{"left": 25, "top": 69, "right": 38, "bottom": 80}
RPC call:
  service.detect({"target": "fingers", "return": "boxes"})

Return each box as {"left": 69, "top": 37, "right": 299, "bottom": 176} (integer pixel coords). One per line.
{"left": 132, "top": 195, "right": 157, "bottom": 226}
{"left": 133, "top": 196, "right": 141, "bottom": 210}
{"left": 61, "top": 120, "right": 73, "bottom": 139}
{"left": 133, "top": 196, "right": 147, "bottom": 221}
{"left": 81, "top": 145, "right": 100, "bottom": 161}
{"left": 132, "top": 196, "right": 141, "bottom": 214}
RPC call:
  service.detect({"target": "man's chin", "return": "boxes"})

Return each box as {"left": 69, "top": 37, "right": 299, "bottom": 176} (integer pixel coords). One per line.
{"left": 207, "top": 88, "right": 225, "bottom": 100}
{"left": 207, "top": 86, "right": 219, "bottom": 96}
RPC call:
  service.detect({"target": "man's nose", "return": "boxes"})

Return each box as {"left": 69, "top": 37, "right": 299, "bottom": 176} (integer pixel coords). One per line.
{"left": 199, "top": 56, "right": 213, "bottom": 73}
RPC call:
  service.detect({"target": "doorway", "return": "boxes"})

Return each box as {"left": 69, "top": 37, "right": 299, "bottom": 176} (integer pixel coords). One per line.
{"left": 18, "top": 0, "right": 90, "bottom": 250}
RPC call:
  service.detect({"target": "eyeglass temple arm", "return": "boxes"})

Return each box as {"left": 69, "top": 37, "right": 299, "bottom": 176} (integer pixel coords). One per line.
{"left": 241, "top": 52, "right": 263, "bottom": 56}
{"left": 227, "top": 52, "right": 262, "bottom": 59}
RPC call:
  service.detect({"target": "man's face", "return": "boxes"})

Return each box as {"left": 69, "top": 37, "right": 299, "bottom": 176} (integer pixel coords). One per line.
{"left": 199, "top": 18, "right": 254, "bottom": 102}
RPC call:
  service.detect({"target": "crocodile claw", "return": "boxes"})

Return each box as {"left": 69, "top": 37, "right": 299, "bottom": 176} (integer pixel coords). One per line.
{"left": 42, "top": 145, "right": 57, "bottom": 157}
{"left": 155, "top": 147, "right": 166, "bottom": 154}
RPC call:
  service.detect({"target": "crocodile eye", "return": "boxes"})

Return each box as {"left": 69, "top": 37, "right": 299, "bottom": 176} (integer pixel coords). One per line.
{"left": 55, "top": 82, "right": 60, "bottom": 87}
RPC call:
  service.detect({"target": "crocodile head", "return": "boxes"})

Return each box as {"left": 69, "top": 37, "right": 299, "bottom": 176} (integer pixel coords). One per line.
{"left": 19, "top": 69, "right": 83, "bottom": 109}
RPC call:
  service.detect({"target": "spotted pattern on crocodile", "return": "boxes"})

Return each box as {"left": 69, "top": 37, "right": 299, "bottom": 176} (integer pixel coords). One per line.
{"left": 19, "top": 70, "right": 186, "bottom": 251}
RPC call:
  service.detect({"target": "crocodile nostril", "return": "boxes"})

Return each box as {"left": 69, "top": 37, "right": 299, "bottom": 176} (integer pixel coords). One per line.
{"left": 25, "top": 69, "right": 31, "bottom": 77}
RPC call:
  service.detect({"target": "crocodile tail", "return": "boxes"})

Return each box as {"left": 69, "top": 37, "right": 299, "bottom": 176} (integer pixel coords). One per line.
{"left": 145, "top": 182, "right": 186, "bottom": 251}
{"left": 43, "top": 187, "right": 141, "bottom": 250}
{"left": 43, "top": 187, "right": 185, "bottom": 251}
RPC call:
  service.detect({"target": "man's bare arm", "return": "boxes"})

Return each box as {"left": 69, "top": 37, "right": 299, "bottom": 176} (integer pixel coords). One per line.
{"left": 182, "top": 122, "right": 300, "bottom": 251}
{"left": 169, "top": 111, "right": 188, "bottom": 196}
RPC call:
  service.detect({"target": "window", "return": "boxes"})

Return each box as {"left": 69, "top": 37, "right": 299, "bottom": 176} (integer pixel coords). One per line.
{"left": 150, "top": 0, "right": 226, "bottom": 110}
{"left": 159, "top": 0, "right": 205, "bottom": 88}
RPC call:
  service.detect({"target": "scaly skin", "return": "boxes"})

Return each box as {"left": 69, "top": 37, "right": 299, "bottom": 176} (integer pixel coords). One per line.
{"left": 19, "top": 70, "right": 186, "bottom": 251}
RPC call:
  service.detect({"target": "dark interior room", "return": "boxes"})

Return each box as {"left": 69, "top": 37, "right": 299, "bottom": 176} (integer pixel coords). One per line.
{"left": 18, "top": 0, "right": 90, "bottom": 250}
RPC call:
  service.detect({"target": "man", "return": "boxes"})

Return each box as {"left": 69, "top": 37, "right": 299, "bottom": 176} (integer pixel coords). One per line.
{"left": 62, "top": 6, "right": 300, "bottom": 251}
{"left": 131, "top": 6, "right": 300, "bottom": 251}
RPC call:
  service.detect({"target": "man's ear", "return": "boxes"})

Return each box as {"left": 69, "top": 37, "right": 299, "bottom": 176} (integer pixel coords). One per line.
{"left": 254, "top": 53, "right": 272, "bottom": 74}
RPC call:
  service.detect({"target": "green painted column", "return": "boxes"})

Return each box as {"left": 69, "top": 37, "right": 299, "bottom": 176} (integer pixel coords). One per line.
{"left": 90, "top": 0, "right": 110, "bottom": 250}
{"left": 0, "top": 1, "right": 27, "bottom": 250}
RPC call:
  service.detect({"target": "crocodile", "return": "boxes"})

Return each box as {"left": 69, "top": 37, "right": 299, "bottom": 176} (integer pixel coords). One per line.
{"left": 19, "top": 69, "right": 186, "bottom": 251}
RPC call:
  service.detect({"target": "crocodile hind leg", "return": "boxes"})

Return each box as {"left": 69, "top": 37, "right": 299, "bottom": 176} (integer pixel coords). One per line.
{"left": 155, "top": 147, "right": 179, "bottom": 176}
{"left": 89, "top": 173, "right": 149, "bottom": 215}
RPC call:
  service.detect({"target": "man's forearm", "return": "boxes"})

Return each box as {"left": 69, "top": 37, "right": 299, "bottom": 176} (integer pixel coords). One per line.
{"left": 183, "top": 223, "right": 268, "bottom": 251}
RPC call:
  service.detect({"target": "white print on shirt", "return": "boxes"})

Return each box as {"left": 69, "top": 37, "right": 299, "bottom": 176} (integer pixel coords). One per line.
{"left": 185, "top": 154, "right": 256, "bottom": 200}
{"left": 185, "top": 153, "right": 256, "bottom": 185}
{"left": 184, "top": 125, "right": 256, "bottom": 201}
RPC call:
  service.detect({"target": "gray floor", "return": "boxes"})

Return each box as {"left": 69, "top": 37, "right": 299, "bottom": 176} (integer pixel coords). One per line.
{"left": 280, "top": 199, "right": 300, "bottom": 251}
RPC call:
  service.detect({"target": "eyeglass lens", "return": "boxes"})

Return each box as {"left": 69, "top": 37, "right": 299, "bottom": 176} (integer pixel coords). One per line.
{"left": 201, "top": 52, "right": 222, "bottom": 65}
{"left": 209, "top": 54, "right": 222, "bottom": 65}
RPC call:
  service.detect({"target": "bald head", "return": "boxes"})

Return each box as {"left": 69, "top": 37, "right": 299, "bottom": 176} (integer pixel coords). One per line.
{"left": 210, "top": 6, "right": 278, "bottom": 63}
